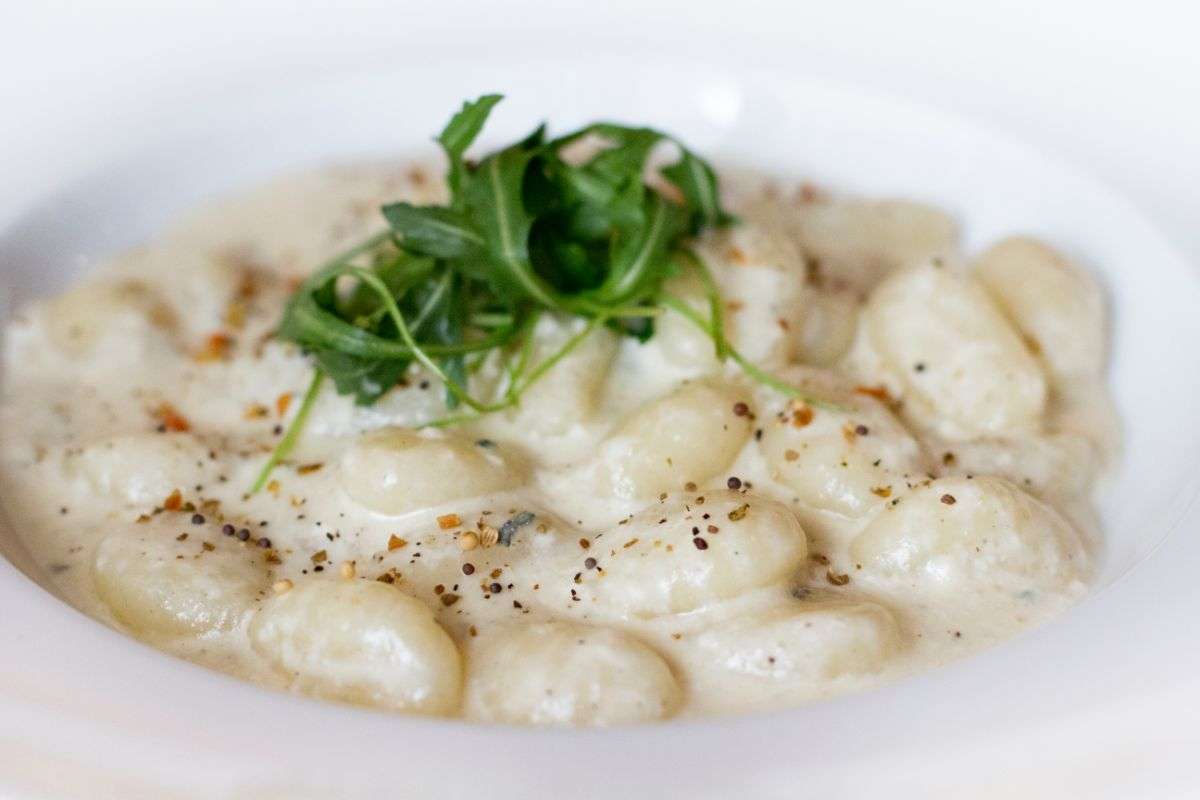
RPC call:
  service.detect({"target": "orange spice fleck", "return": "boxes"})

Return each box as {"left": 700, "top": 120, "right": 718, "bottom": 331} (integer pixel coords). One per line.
{"left": 871, "top": 485, "right": 893, "bottom": 498}
{"left": 275, "top": 393, "right": 293, "bottom": 418}
{"left": 195, "top": 332, "right": 234, "bottom": 362}
{"left": 162, "top": 489, "right": 183, "bottom": 511}
{"left": 387, "top": 534, "right": 408, "bottom": 551}
{"left": 437, "top": 513, "right": 462, "bottom": 530}
{"left": 854, "top": 385, "right": 893, "bottom": 403}
{"left": 296, "top": 463, "right": 324, "bottom": 475}
{"left": 790, "top": 401, "right": 814, "bottom": 428}
{"left": 223, "top": 299, "right": 247, "bottom": 330}
{"left": 243, "top": 403, "right": 270, "bottom": 420}
{"left": 155, "top": 403, "right": 191, "bottom": 432}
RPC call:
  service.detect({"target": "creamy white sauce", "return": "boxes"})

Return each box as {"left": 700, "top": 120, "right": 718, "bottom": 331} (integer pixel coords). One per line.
{"left": 0, "top": 163, "right": 1118, "bottom": 724}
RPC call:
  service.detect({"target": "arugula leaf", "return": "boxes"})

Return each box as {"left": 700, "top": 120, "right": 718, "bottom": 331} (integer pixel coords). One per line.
{"left": 438, "top": 94, "right": 504, "bottom": 205}
{"left": 253, "top": 93, "right": 813, "bottom": 496}
{"left": 661, "top": 151, "right": 734, "bottom": 232}
{"left": 312, "top": 347, "right": 410, "bottom": 405}
{"left": 463, "top": 133, "right": 565, "bottom": 309}
{"left": 382, "top": 203, "right": 483, "bottom": 260}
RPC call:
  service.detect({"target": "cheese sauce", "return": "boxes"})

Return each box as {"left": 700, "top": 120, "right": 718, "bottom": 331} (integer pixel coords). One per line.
{"left": 0, "top": 164, "right": 1118, "bottom": 723}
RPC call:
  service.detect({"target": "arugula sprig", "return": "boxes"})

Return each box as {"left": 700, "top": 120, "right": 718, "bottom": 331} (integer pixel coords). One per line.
{"left": 251, "top": 94, "right": 827, "bottom": 492}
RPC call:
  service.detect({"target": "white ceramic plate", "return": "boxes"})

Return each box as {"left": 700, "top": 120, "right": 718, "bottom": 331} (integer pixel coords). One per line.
{"left": 2, "top": 32, "right": 1200, "bottom": 800}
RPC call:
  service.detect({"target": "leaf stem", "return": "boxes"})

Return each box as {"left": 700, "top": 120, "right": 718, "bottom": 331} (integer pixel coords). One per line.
{"left": 657, "top": 292, "right": 841, "bottom": 410}
{"left": 249, "top": 369, "right": 325, "bottom": 494}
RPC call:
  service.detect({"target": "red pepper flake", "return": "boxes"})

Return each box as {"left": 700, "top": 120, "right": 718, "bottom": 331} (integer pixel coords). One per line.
{"left": 243, "top": 403, "right": 270, "bottom": 420}
{"left": 790, "top": 402, "right": 814, "bottom": 427}
{"left": 276, "top": 393, "right": 293, "bottom": 417}
{"left": 155, "top": 403, "right": 191, "bottom": 433}
{"left": 195, "top": 332, "right": 234, "bottom": 362}
{"left": 387, "top": 534, "right": 407, "bottom": 551}
{"left": 854, "top": 385, "right": 892, "bottom": 403}
{"left": 437, "top": 514, "right": 462, "bottom": 530}
{"left": 162, "top": 489, "right": 183, "bottom": 511}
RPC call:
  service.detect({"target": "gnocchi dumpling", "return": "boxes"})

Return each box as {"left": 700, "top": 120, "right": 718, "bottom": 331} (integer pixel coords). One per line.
{"left": 652, "top": 271, "right": 724, "bottom": 373}
{"left": 680, "top": 597, "right": 900, "bottom": 709}
{"left": 850, "top": 476, "right": 1088, "bottom": 599}
{"left": 464, "top": 622, "right": 681, "bottom": 726}
{"left": 791, "top": 288, "right": 860, "bottom": 367}
{"left": 865, "top": 263, "right": 1047, "bottom": 437}
{"left": 759, "top": 379, "right": 929, "bottom": 518}
{"left": 93, "top": 524, "right": 267, "bottom": 637}
{"left": 937, "top": 432, "right": 1098, "bottom": 499}
{"left": 794, "top": 198, "right": 959, "bottom": 290}
{"left": 43, "top": 279, "right": 177, "bottom": 358}
{"left": 502, "top": 321, "right": 619, "bottom": 437}
{"left": 973, "top": 237, "right": 1105, "bottom": 387}
{"left": 339, "top": 427, "right": 525, "bottom": 515}
{"left": 63, "top": 432, "right": 214, "bottom": 506}
{"left": 249, "top": 579, "right": 461, "bottom": 714}
{"left": 568, "top": 491, "right": 808, "bottom": 618}
{"left": 591, "top": 380, "right": 753, "bottom": 501}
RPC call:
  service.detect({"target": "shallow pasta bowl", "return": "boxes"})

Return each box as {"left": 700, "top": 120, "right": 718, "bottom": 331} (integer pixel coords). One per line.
{"left": 1, "top": 52, "right": 1199, "bottom": 799}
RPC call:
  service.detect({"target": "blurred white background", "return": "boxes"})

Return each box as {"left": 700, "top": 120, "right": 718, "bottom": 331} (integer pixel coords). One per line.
{"left": 2, "top": 0, "right": 1198, "bottom": 261}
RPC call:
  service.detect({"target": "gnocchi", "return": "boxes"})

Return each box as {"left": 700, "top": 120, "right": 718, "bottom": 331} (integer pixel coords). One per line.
{"left": 63, "top": 433, "right": 215, "bottom": 507}
{"left": 850, "top": 476, "right": 1088, "bottom": 600}
{"left": 794, "top": 198, "right": 959, "bottom": 290}
{"left": 565, "top": 491, "right": 808, "bottom": 618}
{"left": 339, "top": 427, "right": 524, "bottom": 515}
{"left": 973, "top": 237, "right": 1106, "bottom": 388}
{"left": 680, "top": 597, "right": 901, "bottom": 710}
{"left": 464, "top": 622, "right": 681, "bottom": 725}
{"left": 864, "top": 262, "right": 1047, "bottom": 438}
{"left": 250, "top": 579, "right": 462, "bottom": 714}
{"left": 588, "top": 380, "right": 753, "bottom": 502}
{"left": 93, "top": 522, "right": 267, "bottom": 637}
{"left": 759, "top": 374, "right": 930, "bottom": 518}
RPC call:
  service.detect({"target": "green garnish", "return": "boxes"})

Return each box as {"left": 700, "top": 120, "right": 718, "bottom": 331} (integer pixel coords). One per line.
{"left": 252, "top": 94, "right": 828, "bottom": 492}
